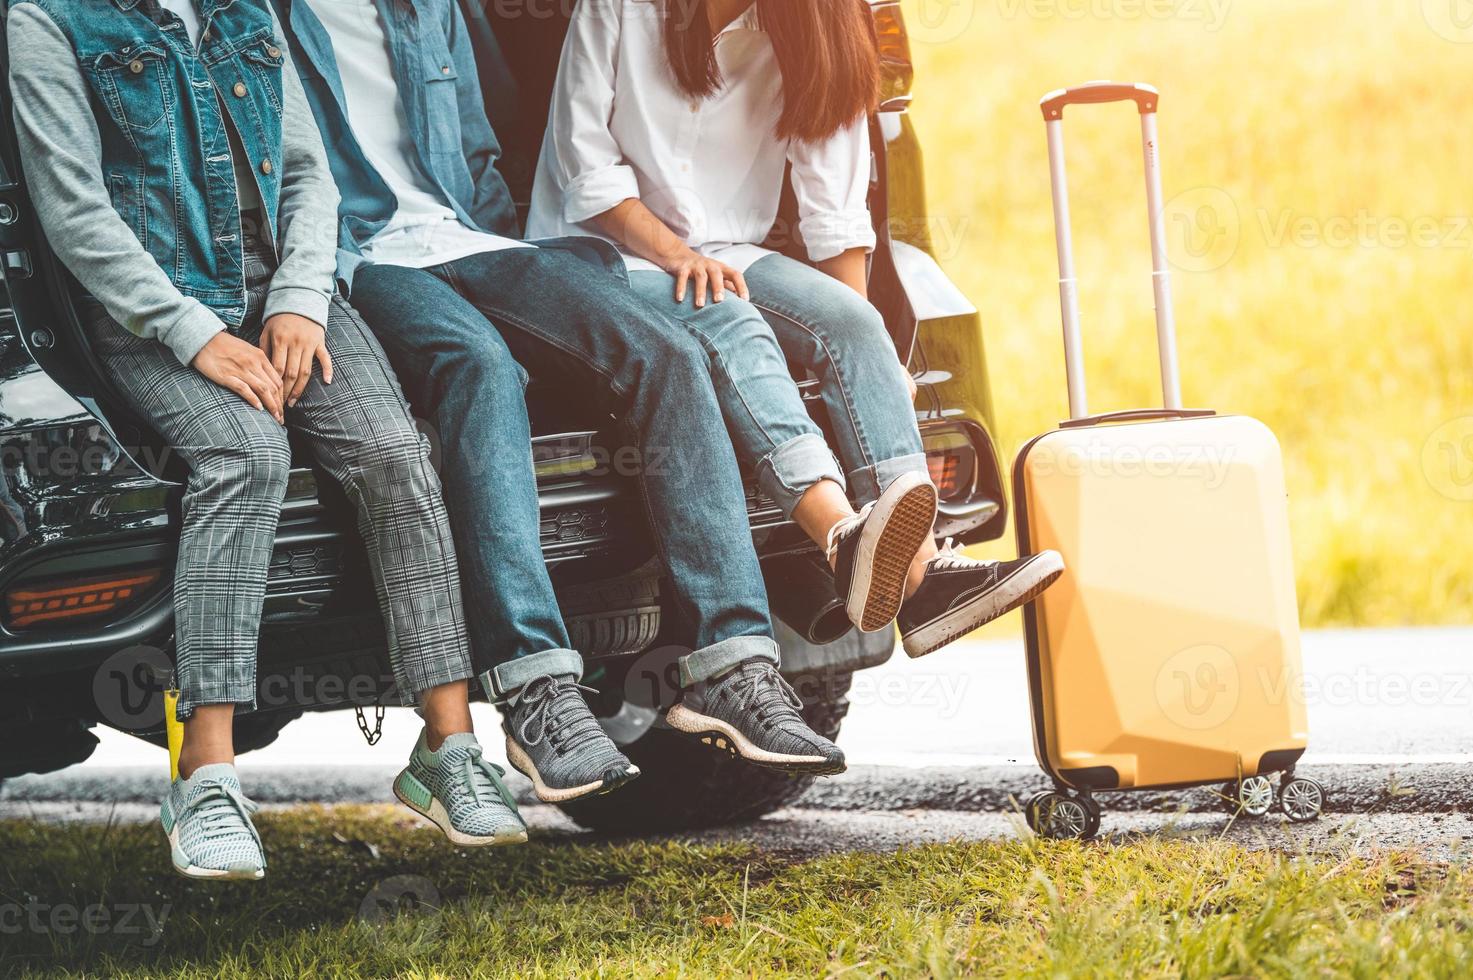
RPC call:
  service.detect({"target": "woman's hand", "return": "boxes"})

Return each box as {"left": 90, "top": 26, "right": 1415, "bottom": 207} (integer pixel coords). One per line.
{"left": 259, "top": 313, "right": 334, "bottom": 408}
{"left": 663, "top": 248, "right": 749, "bottom": 308}
{"left": 192, "top": 331, "right": 286, "bottom": 422}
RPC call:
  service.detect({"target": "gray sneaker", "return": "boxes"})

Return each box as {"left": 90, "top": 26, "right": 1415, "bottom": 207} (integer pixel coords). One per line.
{"left": 666, "top": 659, "right": 846, "bottom": 775}
{"left": 502, "top": 675, "right": 641, "bottom": 803}
{"left": 159, "top": 763, "right": 266, "bottom": 881}
{"left": 394, "top": 731, "right": 527, "bottom": 847}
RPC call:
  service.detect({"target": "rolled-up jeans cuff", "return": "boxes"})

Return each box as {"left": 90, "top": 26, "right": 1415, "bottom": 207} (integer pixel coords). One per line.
{"left": 756, "top": 433, "right": 846, "bottom": 518}
{"left": 848, "top": 452, "right": 931, "bottom": 507}
{"left": 679, "top": 636, "right": 780, "bottom": 688}
{"left": 480, "top": 648, "right": 584, "bottom": 701}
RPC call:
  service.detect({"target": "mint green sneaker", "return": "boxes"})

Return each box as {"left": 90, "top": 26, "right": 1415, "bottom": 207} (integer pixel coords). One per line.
{"left": 393, "top": 731, "right": 527, "bottom": 847}
{"left": 159, "top": 763, "right": 266, "bottom": 881}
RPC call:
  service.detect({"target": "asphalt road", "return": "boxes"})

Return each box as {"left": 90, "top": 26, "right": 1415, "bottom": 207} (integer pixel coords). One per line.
{"left": 5, "top": 628, "right": 1471, "bottom": 857}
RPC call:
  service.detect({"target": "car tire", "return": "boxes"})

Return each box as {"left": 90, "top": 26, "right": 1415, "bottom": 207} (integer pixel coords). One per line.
{"left": 557, "top": 669, "right": 853, "bottom": 833}
{"left": 0, "top": 719, "right": 100, "bottom": 780}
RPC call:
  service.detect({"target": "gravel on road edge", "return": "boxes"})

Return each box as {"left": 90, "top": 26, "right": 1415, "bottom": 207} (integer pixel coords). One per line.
{"left": 4, "top": 762, "right": 1466, "bottom": 816}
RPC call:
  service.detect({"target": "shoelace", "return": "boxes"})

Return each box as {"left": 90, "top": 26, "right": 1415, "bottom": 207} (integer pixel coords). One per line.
{"left": 187, "top": 781, "right": 263, "bottom": 853}
{"left": 824, "top": 501, "right": 876, "bottom": 564}
{"left": 927, "top": 537, "right": 995, "bottom": 572}
{"left": 726, "top": 660, "right": 805, "bottom": 732}
{"left": 517, "top": 677, "right": 612, "bottom": 756}
{"left": 452, "top": 745, "right": 516, "bottom": 811}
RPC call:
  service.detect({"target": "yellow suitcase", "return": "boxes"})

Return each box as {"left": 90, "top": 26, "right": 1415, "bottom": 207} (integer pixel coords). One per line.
{"left": 1013, "top": 83, "right": 1320, "bottom": 839}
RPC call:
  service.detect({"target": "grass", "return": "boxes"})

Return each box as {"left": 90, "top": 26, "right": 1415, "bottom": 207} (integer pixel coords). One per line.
{"left": 3, "top": 807, "right": 1473, "bottom": 977}
{"left": 906, "top": 0, "right": 1473, "bottom": 627}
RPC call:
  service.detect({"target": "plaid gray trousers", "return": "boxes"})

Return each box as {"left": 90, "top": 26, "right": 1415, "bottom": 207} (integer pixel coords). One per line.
{"left": 85, "top": 222, "right": 472, "bottom": 718}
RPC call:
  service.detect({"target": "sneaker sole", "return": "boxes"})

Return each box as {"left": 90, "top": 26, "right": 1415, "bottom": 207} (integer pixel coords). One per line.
{"left": 847, "top": 473, "right": 939, "bottom": 633}
{"left": 902, "top": 551, "right": 1065, "bottom": 659}
{"left": 166, "top": 825, "right": 265, "bottom": 881}
{"left": 665, "top": 703, "right": 847, "bottom": 775}
{"left": 504, "top": 737, "right": 641, "bottom": 804}
{"left": 392, "top": 769, "right": 528, "bottom": 848}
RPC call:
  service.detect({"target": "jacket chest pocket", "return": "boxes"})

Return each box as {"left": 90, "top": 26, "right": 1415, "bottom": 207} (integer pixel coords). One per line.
{"left": 239, "top": 37, "right": 287, "bottom": 114}
{"left": 87, "top": 43, "right": 171, "bottom": 138}
{"left": 420, "top": 33, "right": 460, "bottom": 153}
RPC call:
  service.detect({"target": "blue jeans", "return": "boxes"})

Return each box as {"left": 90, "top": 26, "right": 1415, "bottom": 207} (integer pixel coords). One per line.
{"left": 627, "top": 253, "right": 928, "bottom": 517}
{"left": 350, "top": 246, "right": 778, "bottom": 690}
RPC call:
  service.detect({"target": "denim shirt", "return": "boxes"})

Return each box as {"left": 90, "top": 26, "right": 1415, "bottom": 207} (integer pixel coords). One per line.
{"left": 17, "top": 0, "right": 290, "bottom": 325}
{"left": 273, "top": 0, "right": 521, "bottom": 285}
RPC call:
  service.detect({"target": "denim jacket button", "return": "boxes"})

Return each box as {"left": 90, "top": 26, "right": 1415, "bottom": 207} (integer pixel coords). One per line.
{"left": 129, "top": 59, "right": 144, "bottom": 74}
{"left": 260, "top": 159, "right": 273, "bottom": 175}
{"left": 266, "top": 45, "right": 281, "bottom": 58}
{"left": 233, "top": 82, "right": 247, "bottom": 97}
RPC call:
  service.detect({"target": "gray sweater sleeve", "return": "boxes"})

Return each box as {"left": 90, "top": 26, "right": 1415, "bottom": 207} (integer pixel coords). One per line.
{"left": 8, "top": 4, "right": 225, "bottom": 365}
{"left": 6, "top": 6, "right": 343, "bottom": 364}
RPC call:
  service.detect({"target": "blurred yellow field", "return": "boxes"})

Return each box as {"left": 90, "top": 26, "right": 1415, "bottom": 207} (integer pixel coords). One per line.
{"left": 905, "top": 0, "right": 1473, "bottom": 627}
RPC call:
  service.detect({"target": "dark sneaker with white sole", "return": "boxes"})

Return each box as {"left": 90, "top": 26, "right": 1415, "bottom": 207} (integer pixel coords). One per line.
{"left": 502, "top": 675, "right": 641, "bottom": 803}
{"left": 666, "top": 658, "right": 846, "bottom": 774}
{"left": 898, "top": 541, "right": 1065, "bottom": 658}
{"left": 827, "top": 471, "right": 938, "bottom": 633}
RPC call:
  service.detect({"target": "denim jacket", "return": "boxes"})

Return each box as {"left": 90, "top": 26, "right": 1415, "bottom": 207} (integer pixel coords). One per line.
{"left": 274, "top": 0, "right": 527, "bottom": 285}
{"left": 17, "top": 0, "right": 291, "bottom": 326}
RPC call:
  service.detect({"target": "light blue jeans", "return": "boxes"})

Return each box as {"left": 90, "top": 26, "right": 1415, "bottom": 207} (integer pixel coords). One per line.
{"left": 351, "top": 246, "right": 779, "bottom": 690}
{"left": 628, "top": 253, "right": 928, "bottom": 517}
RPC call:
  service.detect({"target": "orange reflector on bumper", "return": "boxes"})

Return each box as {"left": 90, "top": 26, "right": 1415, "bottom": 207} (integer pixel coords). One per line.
{"left": 4, "top": 569, "right": 162, "bottom": 630}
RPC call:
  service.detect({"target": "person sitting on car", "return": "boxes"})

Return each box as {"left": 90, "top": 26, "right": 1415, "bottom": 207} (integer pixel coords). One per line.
{"left": 269, "top": 0, "right": 851, "bottom": 779}
{"left": 529, "top": 0, "right": 1064, "bottom": 658}
{"left": 8, "top": 0, "right": 528, "bottom": 878}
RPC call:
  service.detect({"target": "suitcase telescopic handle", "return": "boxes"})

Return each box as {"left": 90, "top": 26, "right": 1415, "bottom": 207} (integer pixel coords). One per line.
{"left": 1040, "top": 81, "right": 1182, "bottom": 420}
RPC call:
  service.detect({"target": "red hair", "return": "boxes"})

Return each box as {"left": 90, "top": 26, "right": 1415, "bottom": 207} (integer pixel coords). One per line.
{"left": 661, "top": 0, "right": 880, "bottom": 143}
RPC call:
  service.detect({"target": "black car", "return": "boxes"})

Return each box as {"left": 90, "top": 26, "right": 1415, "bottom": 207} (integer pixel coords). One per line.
{"left": 0, "top": 0, "right": 1008, "bottom": 830}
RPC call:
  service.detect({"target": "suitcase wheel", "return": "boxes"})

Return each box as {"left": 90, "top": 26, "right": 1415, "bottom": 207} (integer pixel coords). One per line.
{"left": 1277, "top": 776, "right": 1325, "bottom": 823}
{"left": 1026, "top": 791, "right": 1101, "bottom": 840}
{"left": 1221, "top": 775, "right": 1276, "bottom": 818}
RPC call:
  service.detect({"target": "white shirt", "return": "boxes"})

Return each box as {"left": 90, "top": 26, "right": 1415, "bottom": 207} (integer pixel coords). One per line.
{"left": 301, "top": 0, "right": 527, "bottom": 268}
{"left": 527, "top": 0, "right": 876, "bottom": 273}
